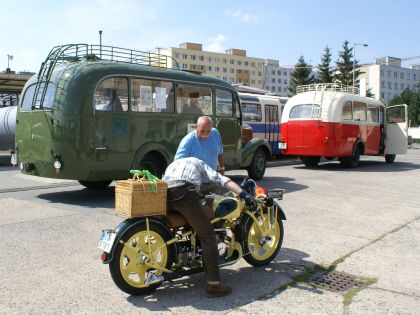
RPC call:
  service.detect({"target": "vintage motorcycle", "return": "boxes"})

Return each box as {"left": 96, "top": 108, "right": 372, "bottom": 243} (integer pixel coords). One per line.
{"left": 98, "top": 178, "right": 286, "bottom": 295}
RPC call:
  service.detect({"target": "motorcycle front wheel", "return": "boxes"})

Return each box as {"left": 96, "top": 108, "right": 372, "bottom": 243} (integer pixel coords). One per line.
{"left": 243, "top": 208, "right": 284, "bottom": 267}
{"left": 109, "top": 221, "right": 175, "bottom": 295}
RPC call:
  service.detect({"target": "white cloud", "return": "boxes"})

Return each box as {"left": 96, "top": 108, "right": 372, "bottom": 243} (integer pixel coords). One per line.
{"left": 224, "top": 10, "right": 260, "bottom": 22}
{"left": 207, "top": 34, "right": 227, "bottom": 53}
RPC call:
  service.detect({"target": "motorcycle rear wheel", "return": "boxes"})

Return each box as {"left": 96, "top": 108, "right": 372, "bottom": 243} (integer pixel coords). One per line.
{"left": 109, "top": 222, "right": 175, "bottom": 295}
{"left": 243, "top": 209, "right": 284, "bottom": 267}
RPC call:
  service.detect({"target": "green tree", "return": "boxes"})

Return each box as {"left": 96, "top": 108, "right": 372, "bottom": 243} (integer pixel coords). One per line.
{"left": 366, "top": 87, "right": 375, "bottom": 98}
{"left": 334, "top": 40, "right": 361, "bottom": 87}
{"left": 288, "top": 56, "right": 315, "bottom": 96}
{"left": 317, "top": 46, "right": 333, "bottom": 83}
{"left": 389, "top": 84, "right": 420, "bottom": 126}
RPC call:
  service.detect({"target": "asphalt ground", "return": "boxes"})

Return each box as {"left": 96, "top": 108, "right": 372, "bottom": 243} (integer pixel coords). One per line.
{"left": 0, "top": 148, "right": 419, "bottom": 314}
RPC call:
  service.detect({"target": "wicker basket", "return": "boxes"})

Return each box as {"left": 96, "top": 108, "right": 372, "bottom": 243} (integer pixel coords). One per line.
{"left": 115, "top": 175, "right": 167, "bottom": 218}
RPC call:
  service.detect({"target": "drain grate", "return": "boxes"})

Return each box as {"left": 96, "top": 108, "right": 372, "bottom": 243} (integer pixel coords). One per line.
{"left": 309, "top": 271, "right": 364, "bottom": 292}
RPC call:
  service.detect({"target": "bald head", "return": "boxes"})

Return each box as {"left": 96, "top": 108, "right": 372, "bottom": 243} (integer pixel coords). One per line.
{"left": 196, "top": 116, "right": 213, "bottom": 140}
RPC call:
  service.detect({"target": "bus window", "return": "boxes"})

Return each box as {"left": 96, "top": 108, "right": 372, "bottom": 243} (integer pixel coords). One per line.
{"left": 176, "top": 83, "right": 212, "bottom": 115}
{"left": 242, "top": 103, "right": 262, "bottom": 122}
{"left": 131, "top": 78, "right": 174, "bottom": 113}
{"left": 342, "top": 101, "right": 353, "bottom": 120}
{"left": 353, "top": 102, "right": 366, "bottom": 121}
{"left": 94, "top": 77, "right": 128, "bottom": 112}
{"left": 216, "top": 89, "right": 233, "bottom": 117}
{"left": 289, "top": 104, "right": 320, "bottom": 119}
{"left": 367, "top": 105, "right": 379, "bottom": 123}
{"left": 21, "top": 84, "right": 36, "bottom": 111}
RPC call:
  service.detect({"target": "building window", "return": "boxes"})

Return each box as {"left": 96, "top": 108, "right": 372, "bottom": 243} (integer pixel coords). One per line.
{"left": 223, "top": 58, "right": 227, "bottom": 64}
{"left": 183, "top": 63, "right": 188, "bottom": 69}
{"left": 381, "top": 81, "right": 385, "bottom": 88}
{"left": 271, "top": 70, "right": 275, "bottom": 75}
{"left": 199, "top": 56, "right": 204, "bottom": 61}
{"left": 284, "top": 71, "right": 287, "bottom": 76}
{"left": 381, "top": 69, "right": 385, "bottom": 76}
{"left": 183, "top": 54, "right": 188, "bottom": 59}
{"left": 277, "top": 79, "right": 281, "bottom": 83}
{"left": 265, "top": 86, "right": 269, "bottom": 90}
{"left": 230, "top": 69, "right": 234, "bottom": 74}
{"left": 200, "top": 65, "right": 205, "bottom": 71}
{"left": 237, "top": 60, "right": 242, "bottom": 66}
{"left": 400, "top": 83, "right": 404, "bottom": 90}
{"left": 388, "top": 82, "right": 392, "bottom": 89}
{"left": 208, "top": 66, "right": 212, "bottom": 71}
{"left": 230, "top": 59, "right": 234, "bottom": 65}
{"left": 271, "top": 78, "right": 275, "bottom": 83}
{"left": 394, "top": 82, "right": 398, "bottom": 89}
{"left": 277, "top": 87, "right": 282, "bottom": 92}
{"left": 414, "top": 74, "right": 417, "bottom": 80}
{"left": 394, "top": 71, "right": 397, "bottom": 78}
{"left": 215, "top": 67, "right": 220, "bottom": 72}
{"left": 277, "top": 70, "right": 281, "bottom": 75}
{"left": 191, "top": 55, "right": 196, "bottom": 60}
{"left": 208, "top": 57, "right": 212, "bottom": 62}
{"left": 245, "top": 61, "right": 248, "bottom": 66}
{"left": 284, "top": 79, "right": 288, "bottom": 84}
{"left": 223, "top": 67, "right": 227, "bottom": 73}
{"left": 381, "top": 92, "right": 385, "bottom": 98}
{"left": 400, "top": 72, "right": 404, "bottom": 79}
{"left": 388, "top": 70, "right": 391, "bottom": 77}
{"left": 191, "top": 64, "right": 196, "bottom": 70}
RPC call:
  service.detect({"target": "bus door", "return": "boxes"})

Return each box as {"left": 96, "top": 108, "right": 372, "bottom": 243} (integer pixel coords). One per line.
{"left": 384, "top": 104, "right": 408, "bottom": 154}
{"left": 264, "top": 105, "right": 280, "bottom": 155}
{"left": 93, "top": 78, "right": 131, "bottom": 178}
{"left": 215, "top": 89, "right": 241, "bottom": 169}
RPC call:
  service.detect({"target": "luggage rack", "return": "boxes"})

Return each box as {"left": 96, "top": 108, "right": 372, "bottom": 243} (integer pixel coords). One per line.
{"left": 32, "top": 44, "right": 180, "bottom": 109}
{"left": 296, "top": 83, "right": 359, "bottom": 95}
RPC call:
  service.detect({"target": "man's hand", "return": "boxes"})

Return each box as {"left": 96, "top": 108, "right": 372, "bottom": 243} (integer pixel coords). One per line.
{"left": 239, "top": 191, "right": 257, "bottom": 208}
{"left": 218, "top": 166, "right": 225, "bottom": 175}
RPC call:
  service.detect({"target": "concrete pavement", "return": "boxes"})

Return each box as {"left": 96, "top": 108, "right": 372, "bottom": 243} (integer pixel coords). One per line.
{"left": 0, "top": 149, "right": 419, "bottom": 314}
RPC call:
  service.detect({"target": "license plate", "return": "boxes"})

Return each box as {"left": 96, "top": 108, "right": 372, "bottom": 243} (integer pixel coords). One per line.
{"left": 98, "top": 230, "right": 116, "bottom": 253}
{"left": 278, "top": 142, "right": 287, "bottom": 150}
{"left": 269, "top": 189, "right": 283, "bottom": 200}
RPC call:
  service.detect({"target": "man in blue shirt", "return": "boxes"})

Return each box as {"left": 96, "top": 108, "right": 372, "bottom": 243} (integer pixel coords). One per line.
{"left": 174, "top": 116, "right": 225, "bottom": 174}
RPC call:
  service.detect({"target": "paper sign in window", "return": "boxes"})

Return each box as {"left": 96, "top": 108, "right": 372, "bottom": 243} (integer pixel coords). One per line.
{"left": 139, "top": 86, "right": 152, "bottom": 108}
{"left": 155, "top": 87, "right": 167, "bottom": 109}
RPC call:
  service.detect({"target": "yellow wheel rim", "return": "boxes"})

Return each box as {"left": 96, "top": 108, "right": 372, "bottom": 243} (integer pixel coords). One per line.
{"left": 247, "top": 213, "right": 281, "bottom": 261}
{"left": 120, "top": 230, "right": 168, "bottom": 288}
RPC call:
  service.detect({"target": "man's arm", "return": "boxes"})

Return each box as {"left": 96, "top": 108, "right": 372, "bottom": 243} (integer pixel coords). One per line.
{"left": 217, "top": 154, "right": 225, "bottom": 175}
{"left": 174, "top": 134, "right": 191, "bottom": 161}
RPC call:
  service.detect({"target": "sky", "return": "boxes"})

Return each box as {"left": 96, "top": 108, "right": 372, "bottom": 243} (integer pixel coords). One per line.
{"left": 1, "top": 0, "right": 419, "bottom": 73}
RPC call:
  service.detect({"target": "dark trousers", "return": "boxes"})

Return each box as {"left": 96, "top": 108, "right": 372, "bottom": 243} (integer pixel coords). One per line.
{"left": 168, "top": 190, "right": 220, "bottom": 282}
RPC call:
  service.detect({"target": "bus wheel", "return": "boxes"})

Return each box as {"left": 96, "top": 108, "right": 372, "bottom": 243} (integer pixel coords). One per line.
{"left": 139, "top": 154, "right": 164, "bottom": 178}
{"left": 385, "top": 154, "right": 396, "bottom": 164}
{"left": 247, "top": 148, "right": 266, "bottom": 180}
{"left": 300, "top": 156, "right": 320, "bottom": 167}
{"left": 78, "top": 180, "right": 112, "bottom": 189}
{"left": 340, "top": 146, "right": 360, "bottom": 168}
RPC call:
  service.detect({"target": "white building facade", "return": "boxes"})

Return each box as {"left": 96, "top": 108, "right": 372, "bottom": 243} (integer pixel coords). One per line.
{"left": 263, "top": 59, "right": 293, "bottom": 96}
{"left": 360, "top": 57, "right": 420, "bottom": 104}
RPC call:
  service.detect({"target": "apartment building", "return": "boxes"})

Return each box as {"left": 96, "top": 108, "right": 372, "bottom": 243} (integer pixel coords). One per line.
{"left": 360, "top": 57, "right": 420, "bottom": 104}
{"left": 264, "top": 59, "right": 293, "bottom": 96}
{"left": 161, "top": 42, "right": 266, "bottom": 89}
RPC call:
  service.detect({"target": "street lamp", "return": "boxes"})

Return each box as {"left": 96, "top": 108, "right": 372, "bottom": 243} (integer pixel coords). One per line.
{"left": 99, "top": 30, "right": 103, "bottom": 58}
{"left": 7, "top": 55, "right": 13, "bottom": 72}
{"left": 353, "top": 43, "right": 368, "bottom": 89}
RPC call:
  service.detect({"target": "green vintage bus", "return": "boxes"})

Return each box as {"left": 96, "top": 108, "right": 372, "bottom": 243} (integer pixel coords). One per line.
{"left": 15, "top": 44, "right": 270, "bottom": 188}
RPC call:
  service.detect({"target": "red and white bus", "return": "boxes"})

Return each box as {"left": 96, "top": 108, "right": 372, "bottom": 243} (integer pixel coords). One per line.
{"left": 279, "top": 84, "right": 408, "bottom": 167}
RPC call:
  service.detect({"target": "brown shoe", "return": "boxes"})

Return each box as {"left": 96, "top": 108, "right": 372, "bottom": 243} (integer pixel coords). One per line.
{"left": 206, "top": 282, "right": 232, "bottom": 298}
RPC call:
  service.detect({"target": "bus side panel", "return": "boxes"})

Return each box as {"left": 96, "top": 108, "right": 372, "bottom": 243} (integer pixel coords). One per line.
{"left": 337, "top": 123, "right": 381, "bottom": 156}
{"left": 364, "top": 125, "right": 381, "bottom": 155}
{"left": 281, "top": 120, "right": 339, "bottom": 156}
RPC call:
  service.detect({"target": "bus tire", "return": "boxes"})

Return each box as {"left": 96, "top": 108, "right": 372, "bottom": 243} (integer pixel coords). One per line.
{"left": 247, "top": 148, "right": 266, "bottom": 180}
{"left": 340, "top": 145, "right": 361, "bottom": 168}
{"left": 139, "top": 153, "right": 164, "bottom": 178}
{"left": 300, "top": 156, "right": 320, "bottom": 167}
{"left": 78, "top": 180, "right": 112, "bottom": 189}
{"left": 385, "top": 154, "right": 396, "bottom": 164}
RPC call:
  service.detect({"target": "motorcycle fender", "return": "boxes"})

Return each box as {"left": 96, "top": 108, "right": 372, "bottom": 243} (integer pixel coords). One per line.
{"left": 102, "top": 216, "right": 171, "bottom": 264}
{"left": 273, "top": 201, "right": 286, "bottom": 220}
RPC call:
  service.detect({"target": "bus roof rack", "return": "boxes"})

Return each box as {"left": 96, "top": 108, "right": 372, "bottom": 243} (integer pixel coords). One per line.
{"left": 296, "top": 83, "right": 359, "bottom": 95}
{"left": 32, "top": 44, "right": 180, "bottom": 109}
